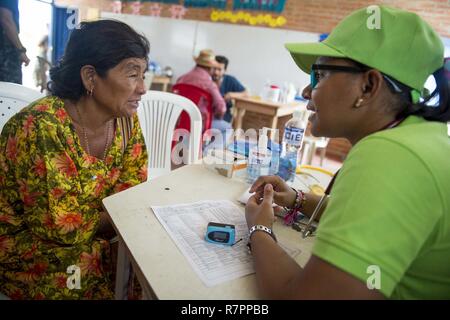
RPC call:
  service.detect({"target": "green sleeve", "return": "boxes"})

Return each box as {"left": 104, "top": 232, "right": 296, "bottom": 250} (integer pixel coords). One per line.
{"left": 312, "top": 136, "right": 442, "bottom": 298}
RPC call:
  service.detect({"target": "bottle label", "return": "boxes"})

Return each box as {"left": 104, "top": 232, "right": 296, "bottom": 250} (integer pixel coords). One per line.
{"left": 248, "top": 149, "right": 271, "bottom": 166}
{"left": 284, "top": 127, "right": 305, "bottom": 147}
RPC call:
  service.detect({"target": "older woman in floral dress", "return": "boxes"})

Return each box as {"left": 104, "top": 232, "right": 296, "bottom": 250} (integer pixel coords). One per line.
{"left": 0, "top": 20, "right": 149, "bottom": 299}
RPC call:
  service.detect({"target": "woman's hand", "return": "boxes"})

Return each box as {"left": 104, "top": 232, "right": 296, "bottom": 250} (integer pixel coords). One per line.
{"left": 249, "top": 175, "right": 297, "bottom": 208}
{"left": 97, "top": 211, "right": 116, "bottom": 239}
{"left": 246, "top": 183, "right": 276, "bottom": 229}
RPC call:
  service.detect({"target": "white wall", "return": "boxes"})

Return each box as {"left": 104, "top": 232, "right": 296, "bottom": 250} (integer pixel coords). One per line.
{"left": 101, "top": 12, "right": 319, "bottom": 95}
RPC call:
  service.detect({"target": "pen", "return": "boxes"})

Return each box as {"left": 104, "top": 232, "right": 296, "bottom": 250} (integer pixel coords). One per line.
{"left": 302, "top": 170, "right": 340, "bottom": 238}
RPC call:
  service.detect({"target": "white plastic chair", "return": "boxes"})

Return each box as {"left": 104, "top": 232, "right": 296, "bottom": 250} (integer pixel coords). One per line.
{"left": 301, "top": 137, "right": 330, "bottom": 166}
{"left": 0, "top": 81, "right": 44, "bottom": 133}
{"left": 113, "top": 91, "right": 202, "bottom": 300}
{"left": 137, "top": 90, "right": 203, "bottom": 180}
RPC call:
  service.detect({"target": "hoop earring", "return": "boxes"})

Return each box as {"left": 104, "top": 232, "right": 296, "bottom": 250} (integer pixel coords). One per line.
{"left": 354, "top": 98, "right": 363, "bottom": 108}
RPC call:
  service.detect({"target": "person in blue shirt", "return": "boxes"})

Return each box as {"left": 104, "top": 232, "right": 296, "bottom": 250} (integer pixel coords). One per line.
{"left": 212, "top": 55, "right": 248, "bottom": 123}
{"left": 0, "top": 0, "right": 30, "bottom": 84}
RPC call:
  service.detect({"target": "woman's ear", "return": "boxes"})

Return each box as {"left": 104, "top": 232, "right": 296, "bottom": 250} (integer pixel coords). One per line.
{"left": 361, "top": 69, "right": 383, "bottom": 102}
{"left": 80, "top": 65, "right": 97, "bottom": 93}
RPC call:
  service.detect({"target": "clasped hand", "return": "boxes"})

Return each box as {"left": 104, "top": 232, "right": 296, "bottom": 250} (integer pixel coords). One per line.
{"left": 245, "top": 175, "right": 297, "bottom": 229}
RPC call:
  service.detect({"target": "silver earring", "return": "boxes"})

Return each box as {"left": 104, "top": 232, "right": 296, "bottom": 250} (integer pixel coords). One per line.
{"left": 354, "top": 98, "right": 363, "bottom": 108}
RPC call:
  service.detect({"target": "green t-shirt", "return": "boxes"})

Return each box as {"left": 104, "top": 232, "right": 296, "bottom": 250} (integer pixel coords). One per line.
{"left": 312, "top": 116, "right": 450, "bottom": 299}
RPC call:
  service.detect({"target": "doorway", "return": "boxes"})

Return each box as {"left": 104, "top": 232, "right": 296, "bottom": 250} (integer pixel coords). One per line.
{"left": 19, "top": 0, "right": 52, "bottom": 90}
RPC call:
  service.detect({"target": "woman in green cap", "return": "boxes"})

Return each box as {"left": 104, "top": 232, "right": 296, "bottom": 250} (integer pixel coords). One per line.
{"left": 245, "top": 6, "right": 450, "bottom": 299}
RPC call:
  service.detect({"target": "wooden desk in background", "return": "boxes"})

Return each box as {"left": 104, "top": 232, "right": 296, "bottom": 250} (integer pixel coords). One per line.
{"left": 232, "top": 96, "right": 307, "bottom": 140}
{"left": 150, "top": 75, "right": 171, "bottom": 92}
{"left": 232, "top": 97, "right": 352, "bottom": 162}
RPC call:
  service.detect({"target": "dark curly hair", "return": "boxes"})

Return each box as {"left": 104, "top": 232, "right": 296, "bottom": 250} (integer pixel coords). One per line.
{"left": 48, "top": 19, "right": 150, "bottom": 101}
{"left": 352, "top": 60, "right": 450, "bottom": 123}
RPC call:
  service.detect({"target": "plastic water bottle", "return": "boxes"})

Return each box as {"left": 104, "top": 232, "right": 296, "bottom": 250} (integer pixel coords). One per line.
{"left": 278, "top": 109, "right": 307, "bottom": 182}
{"left": 279, "top": 82, "right": 289, "bottom": 103}
{"left": 255, "top": 127, "right": 281, "bottom": 176}
{"left": 260, "top": 79, "right": 270, "bottom": 101}
{"left": 269, "top": 140, "right": 280, "bottom": 176}
{"left": 247, "top": 129, "right": 272, "bottom": 184}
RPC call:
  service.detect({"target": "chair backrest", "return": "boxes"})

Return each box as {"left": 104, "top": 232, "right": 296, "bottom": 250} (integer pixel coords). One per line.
{"left": 172, "top": 83, "right": 213, "bottom": 133}
{"left": 137, "top": 90, "right": 203, "bottom": 179}
{"left": 0, "top": 82, "right": 44, "bottom": 133}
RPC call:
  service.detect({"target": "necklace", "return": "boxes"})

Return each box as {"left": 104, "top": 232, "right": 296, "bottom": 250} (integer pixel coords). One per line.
{"left": 75, "top": 104, "right": 113, "bottom": 161}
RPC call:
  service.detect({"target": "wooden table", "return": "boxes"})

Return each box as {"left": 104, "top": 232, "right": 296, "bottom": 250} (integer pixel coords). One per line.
{"left": 231, "top": 97, "right": 351, "bottom": 163}
{"left": 102, "top": 164, "right": 315, "bottom": 299}
{"left": 232, "top": 96, "right": 307, "bottom": 141}
{"left": 150, "top": 75, "right": 172, "bottom": 92}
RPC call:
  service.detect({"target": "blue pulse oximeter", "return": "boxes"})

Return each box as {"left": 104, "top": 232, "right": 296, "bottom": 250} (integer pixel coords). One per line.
{"left": 205, "top": 222, "right": 235, "bottom": 246}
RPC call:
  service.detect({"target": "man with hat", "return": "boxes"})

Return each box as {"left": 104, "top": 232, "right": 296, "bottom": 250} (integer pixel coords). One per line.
{"left": 176, "top": 49, "right": 226, "bottom": 120}
{"left": 212, "top": 55, "right": 248, "bottom": 123}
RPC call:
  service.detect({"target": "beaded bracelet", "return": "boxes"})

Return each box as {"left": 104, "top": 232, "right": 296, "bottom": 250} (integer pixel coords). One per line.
{"left": 283, "top": 188, "right": 306, "bottom": 226}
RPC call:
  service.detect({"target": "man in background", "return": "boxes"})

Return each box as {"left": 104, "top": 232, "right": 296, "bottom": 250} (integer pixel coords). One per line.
{"left": 212, "top": 55, "right": 248, "bottom": 123}
{"left": 0, "top": 0, "right": 30, "bottom": 84}
{"left": 34, "top": 34, "right": 49, "bottom": 92}
{"left": 176, "top": 49, "right": 226, "bottom": 120}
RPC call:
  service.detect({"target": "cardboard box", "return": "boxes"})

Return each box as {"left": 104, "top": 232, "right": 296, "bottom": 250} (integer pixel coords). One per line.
{"left": 203, "top": 149, "right": 247, "bottom": 178}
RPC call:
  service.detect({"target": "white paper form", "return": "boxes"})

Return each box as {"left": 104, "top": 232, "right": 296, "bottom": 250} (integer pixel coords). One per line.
{"left": 151, "top": 200, "right": 300, "bottom": 287}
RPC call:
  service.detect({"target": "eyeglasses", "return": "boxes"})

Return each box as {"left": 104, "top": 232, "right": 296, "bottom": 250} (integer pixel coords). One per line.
{"left": 311, "top": 63, "right": 406, "bottom": 91}
{"left": 310, "top": 64, "right": 366, "bottom": 89}
{"left": 310, "top": 63, "right": 415, "bottom": 101}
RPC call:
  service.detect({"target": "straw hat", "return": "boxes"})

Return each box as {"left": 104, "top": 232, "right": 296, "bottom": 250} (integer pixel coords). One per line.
{"left": 194, "top": 49, "right": 219, "bottom": 68}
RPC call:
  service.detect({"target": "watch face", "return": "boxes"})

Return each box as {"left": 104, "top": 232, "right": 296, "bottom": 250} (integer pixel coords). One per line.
{"left": 208, "top": 231, "right": 230, "bottom": 243}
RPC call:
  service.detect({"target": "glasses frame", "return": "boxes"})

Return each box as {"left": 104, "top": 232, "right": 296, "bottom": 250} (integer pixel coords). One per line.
{"left": 310, "top": 64, "right": 366, "bottom": 89}
{"left": 310, "top": 63, "right": 415, "bottom": 102}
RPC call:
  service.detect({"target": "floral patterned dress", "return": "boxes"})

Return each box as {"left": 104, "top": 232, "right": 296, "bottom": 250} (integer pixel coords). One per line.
{"left": 0, "top": 96, "right": 148, "bottom": 299}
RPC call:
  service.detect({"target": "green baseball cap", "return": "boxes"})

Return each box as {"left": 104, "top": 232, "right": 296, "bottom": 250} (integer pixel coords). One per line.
{"left": 285, "top": 5, "right": 444, "bottom": 95}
